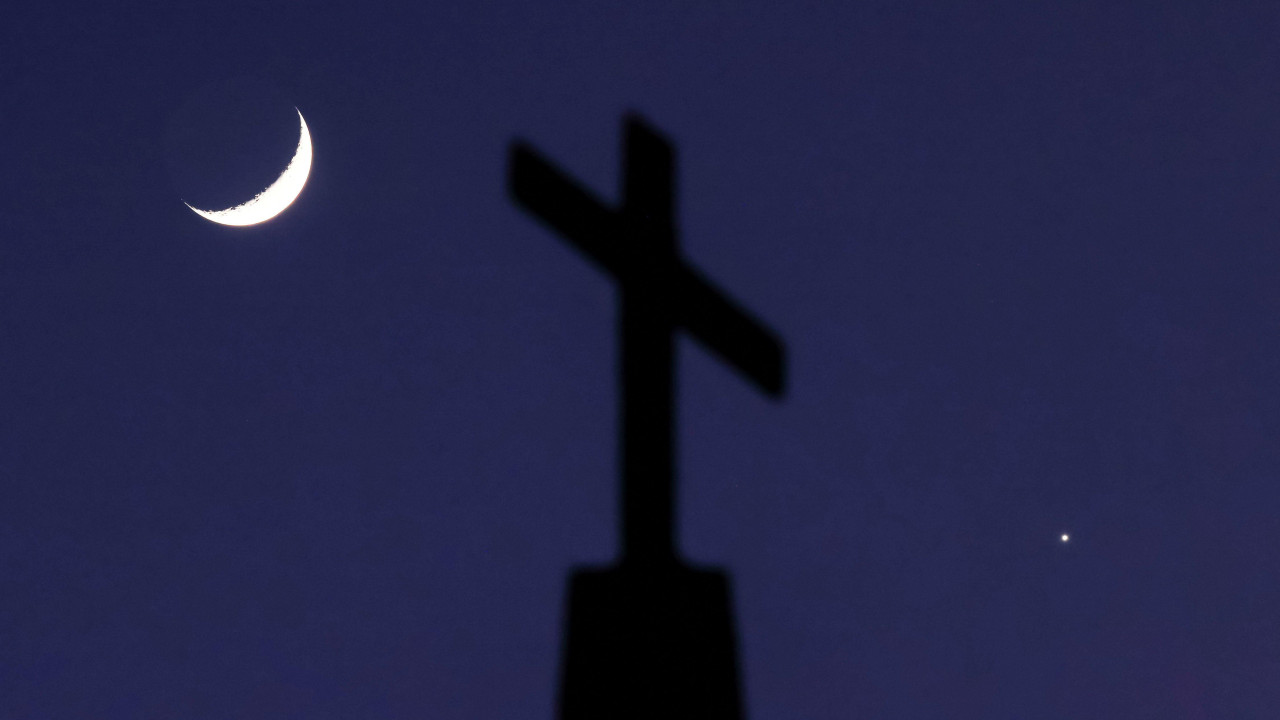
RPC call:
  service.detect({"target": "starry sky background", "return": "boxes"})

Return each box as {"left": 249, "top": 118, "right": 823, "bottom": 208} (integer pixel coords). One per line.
{"left": 4, "top": 2, "right": 1280, "bottom": 718}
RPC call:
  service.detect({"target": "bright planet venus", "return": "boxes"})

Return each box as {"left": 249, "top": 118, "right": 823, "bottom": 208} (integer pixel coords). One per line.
{"left": 184, "top": 108, "right": 312, "bottom": 226}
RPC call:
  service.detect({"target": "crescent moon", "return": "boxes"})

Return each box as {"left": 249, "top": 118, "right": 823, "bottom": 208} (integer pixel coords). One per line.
{"left": 185, "top": 108, "right": 313, "bottom": 226}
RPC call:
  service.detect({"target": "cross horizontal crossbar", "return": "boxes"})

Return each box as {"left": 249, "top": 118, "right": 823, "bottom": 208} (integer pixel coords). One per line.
{"left": 509, "top": 143, "right": 785, "bottom": 396}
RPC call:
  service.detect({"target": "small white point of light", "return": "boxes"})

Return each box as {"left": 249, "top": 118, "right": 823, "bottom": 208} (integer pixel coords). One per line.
{"left": 1060, "top": 533, "right": 1070, "bottom": 543}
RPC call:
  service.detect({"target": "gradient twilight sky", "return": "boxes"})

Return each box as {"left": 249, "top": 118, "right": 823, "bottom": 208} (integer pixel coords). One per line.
{"left": 4, "top": 3, "right": 1280, "bottom": 718}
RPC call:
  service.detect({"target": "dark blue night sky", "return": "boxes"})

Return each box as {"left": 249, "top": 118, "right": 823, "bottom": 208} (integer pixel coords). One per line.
{"left": 4, "top": 3, "right": 1280, "bottom": 717}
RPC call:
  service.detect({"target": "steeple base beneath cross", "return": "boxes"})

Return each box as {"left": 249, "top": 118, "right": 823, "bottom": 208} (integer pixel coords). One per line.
{"left": 557, "top": 561, "right": 743, "bottom": 720}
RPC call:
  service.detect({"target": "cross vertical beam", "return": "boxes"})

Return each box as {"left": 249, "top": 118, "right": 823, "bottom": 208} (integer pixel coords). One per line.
{"left": 619, "top": 121, "right": 677, "bottom": 563}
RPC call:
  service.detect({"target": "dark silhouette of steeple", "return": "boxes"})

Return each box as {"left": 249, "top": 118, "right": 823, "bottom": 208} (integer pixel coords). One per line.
{"left": 509, "top": 114, "right": 786, "bottom": 719}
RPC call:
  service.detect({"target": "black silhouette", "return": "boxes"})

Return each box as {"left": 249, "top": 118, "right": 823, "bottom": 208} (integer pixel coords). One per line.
{"left": 509, "top": 114, "right": 786, "bottom": 719}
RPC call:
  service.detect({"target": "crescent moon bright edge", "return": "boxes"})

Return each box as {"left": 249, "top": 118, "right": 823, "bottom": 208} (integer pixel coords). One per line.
{"left": 185, "top": 109, "right": 313, "bottom": 226}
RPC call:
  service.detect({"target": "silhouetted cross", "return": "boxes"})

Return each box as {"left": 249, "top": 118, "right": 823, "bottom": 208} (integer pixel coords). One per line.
{"left": 509, "top": 114, "right": 785, "bottom": 565}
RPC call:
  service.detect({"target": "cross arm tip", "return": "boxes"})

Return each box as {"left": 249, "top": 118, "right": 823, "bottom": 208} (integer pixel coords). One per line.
{"left": 506, "top": 138, "right": 624, "bottom": 276}
{"left": 679, "top": 267, "right": 788, "bottom": 400}
{"left": 760, "top": 342, "right": 788, "bottom": 400}
{"left": 506, "top": 140, "right": 542, "bottom": 199}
